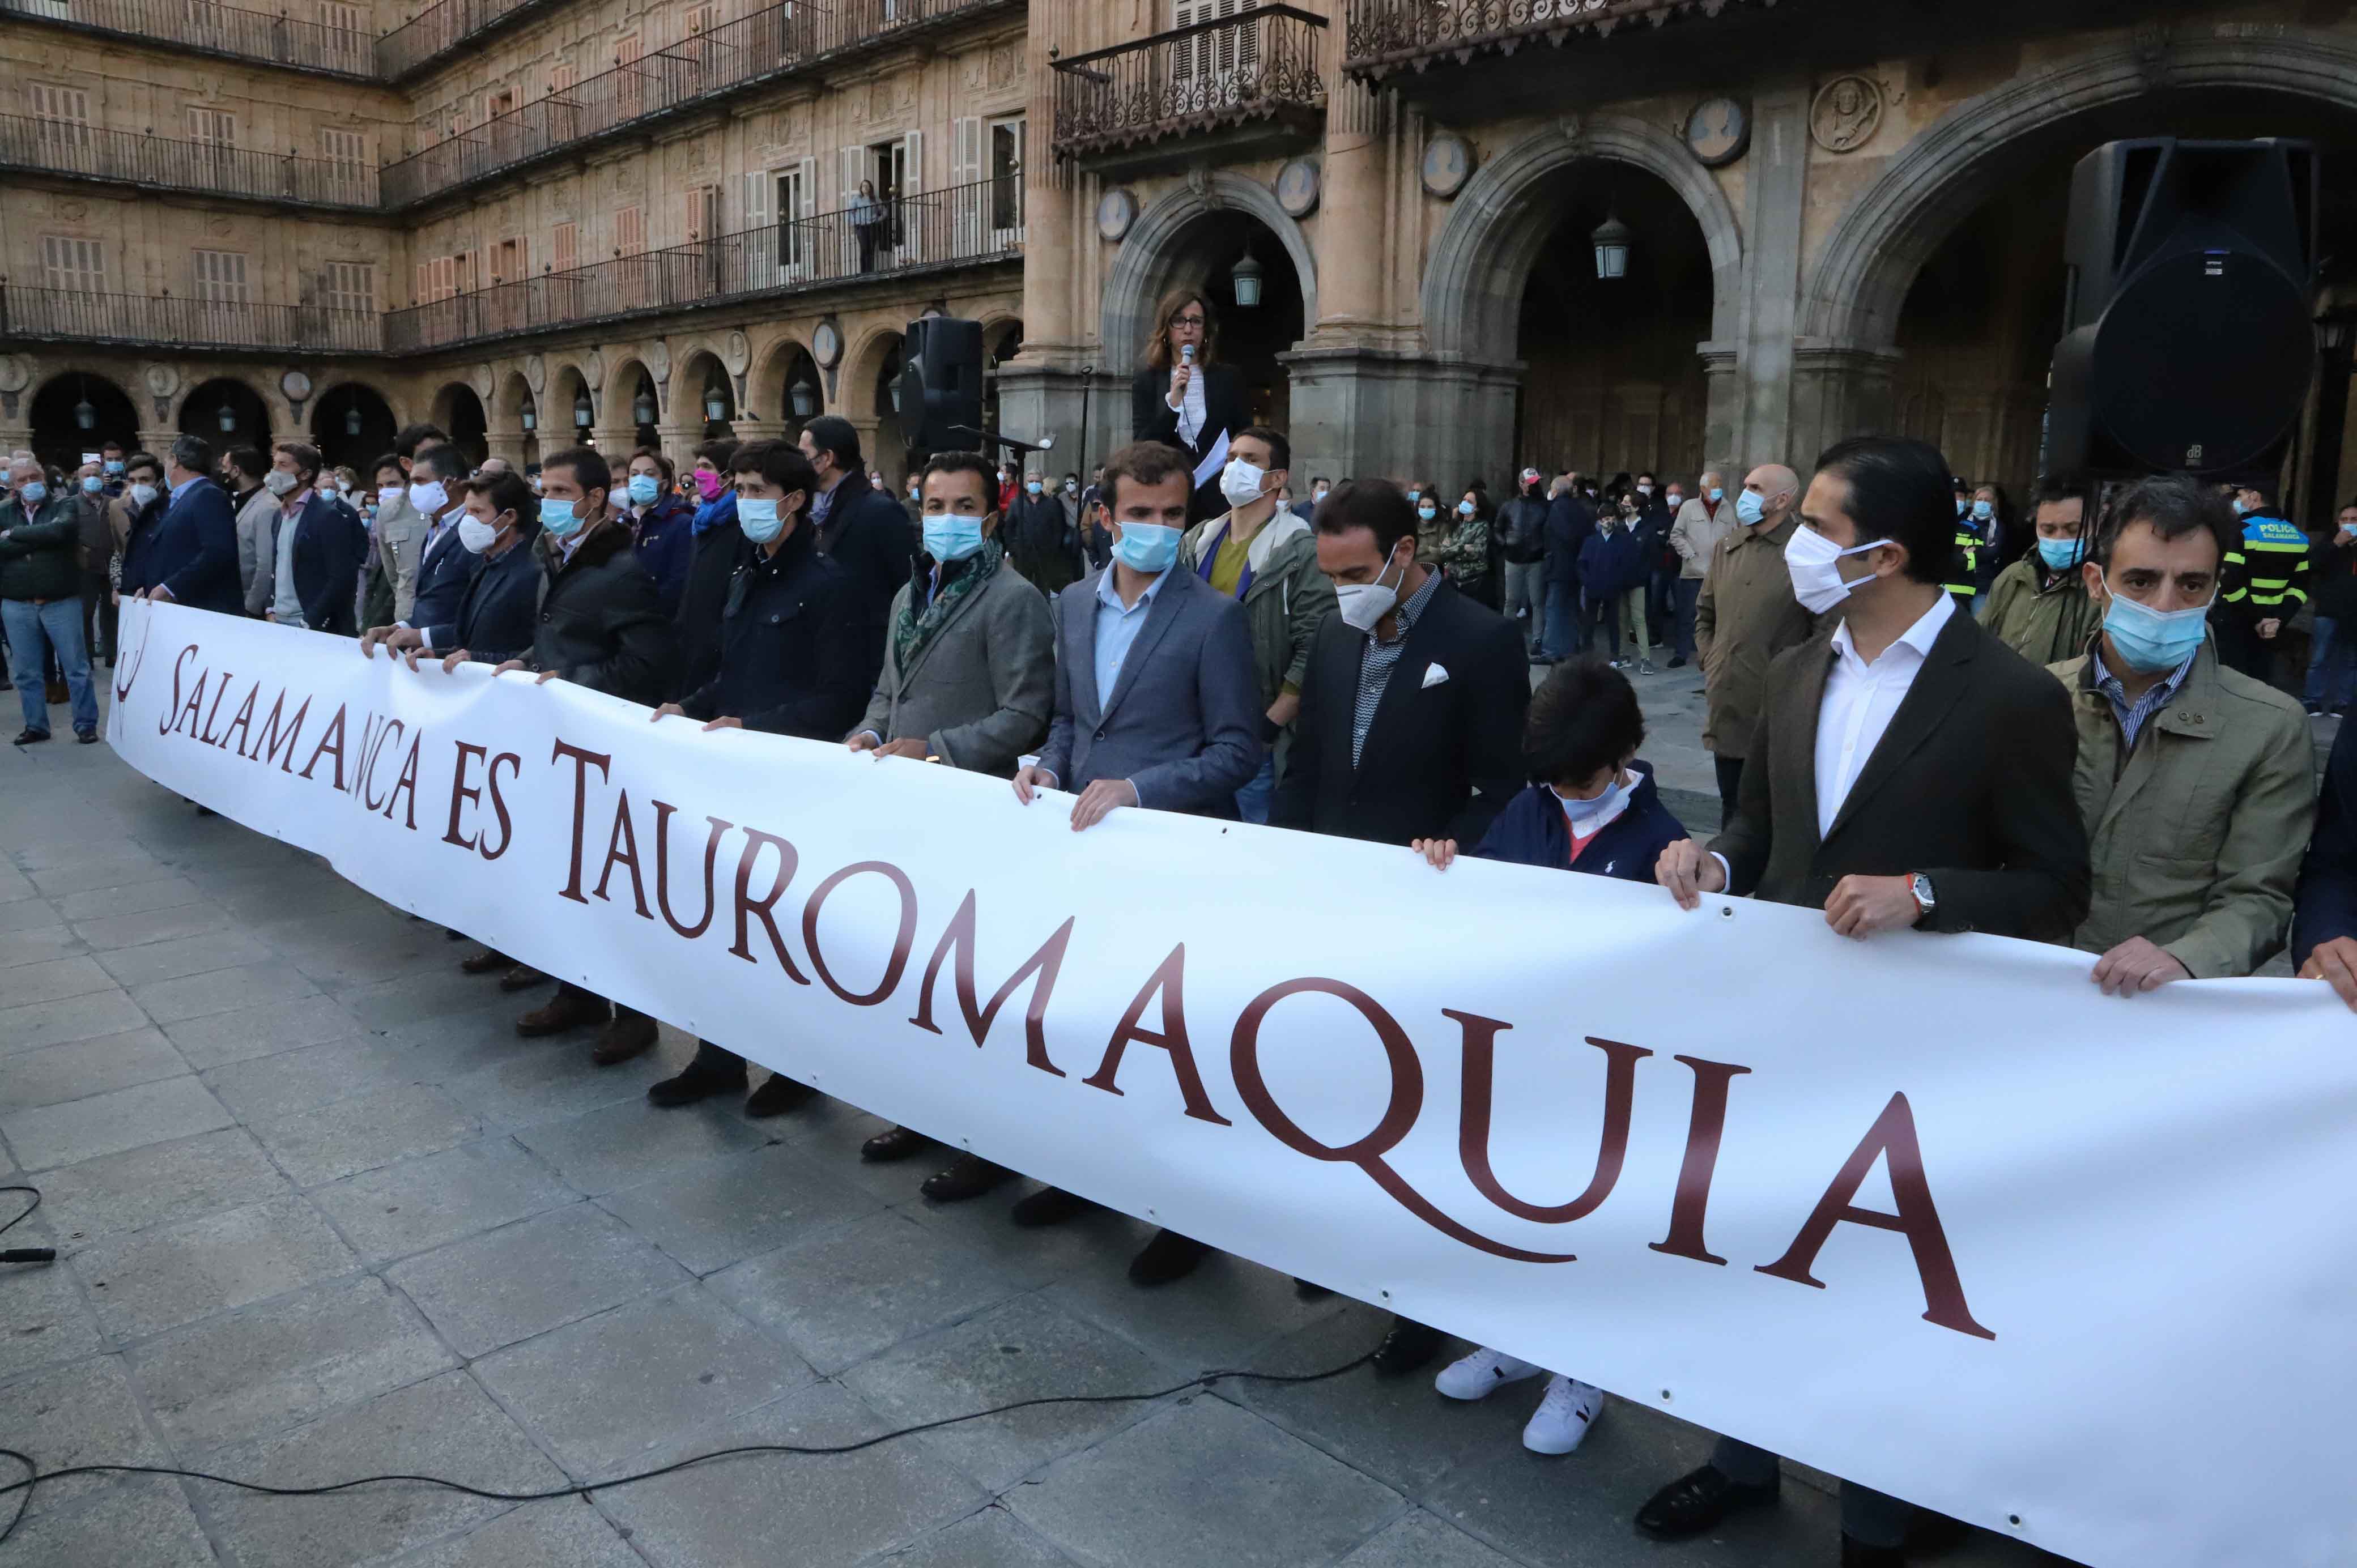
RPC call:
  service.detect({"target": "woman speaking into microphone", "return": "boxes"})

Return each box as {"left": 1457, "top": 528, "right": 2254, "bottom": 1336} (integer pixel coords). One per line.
{"left": 1131, "top": 287, "right": 1247, "bottom": 524}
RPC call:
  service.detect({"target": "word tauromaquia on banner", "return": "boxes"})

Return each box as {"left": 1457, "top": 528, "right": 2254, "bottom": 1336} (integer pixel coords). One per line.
{"left": 107, "top": 600, "right": 2357, "bottom": 1568}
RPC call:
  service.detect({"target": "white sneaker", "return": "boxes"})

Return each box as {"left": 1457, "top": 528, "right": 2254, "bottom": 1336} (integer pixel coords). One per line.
{"left": 1521, "top": 1374, "right": 1603, "bottom": 1454}
{"left": 1433, "top": 1347, "right": 1544, "bottom": 1401}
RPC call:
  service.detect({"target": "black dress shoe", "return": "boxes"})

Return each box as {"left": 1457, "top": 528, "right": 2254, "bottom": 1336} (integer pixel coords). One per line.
{"left": 920, "top": 1153, "right": 1012, "bottom": 1203}
{"left": 648, "top": 1058, "right": 749, "bottom": 1108}
{"left": 12, "top": 728, "right": 48, "bottom": 745}
{"left": 498, "top": 965, "right": 550, "bottom": 993}
{"left": 1841, "top": 1536, "right": 1906, "bottom": 1568}
{"left": 1293, "top": 1277, "right": 1333, "bottom": 1299}
{"left": 745, "top": 1073, "right": 815, "bottom": 1118}
{"left": 861, "top": 1124, "right": 929, "bottom": 1162}
{"left": 1633, "top": 1464, "right": 1781, "bottom": 1541}
{"left": 1127, "top": 1229, "right": 1209, "bottom": 1287}
{"left": 1009, "top": 1185, "right": 1091, "bottom": 1228}
{"left": 1667, "top": 655, "right": 1688, "bottom": 668}
{"left": 75, "top": 728, "right": 97, "bottom": 744}
{"left": 1369, "top": 1316, "right": 1445, "bottom": 1374}
{"left": 459, "top": 948, "right": 510, "bottom": 974}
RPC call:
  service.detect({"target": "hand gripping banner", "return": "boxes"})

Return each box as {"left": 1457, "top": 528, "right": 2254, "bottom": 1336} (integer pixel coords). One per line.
{"left": 104, "top": 600, "right": 2357, "bottom": 1568}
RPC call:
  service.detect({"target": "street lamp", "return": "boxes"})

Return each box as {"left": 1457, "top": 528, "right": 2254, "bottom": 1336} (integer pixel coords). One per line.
{"left": 572, "top": 390, "right": 593, "bottom": 428}
{"left": 1592, "top": 213, "right": 1632, "bottom": 281}
{"left": 1231, "top": 245, "right": 1264, "bottom": 309}
{"left": 520, "top": 397, "right": 537, "bottom": 432}
{"left": 2320, "top": 316, "right": 2352, "bottom": 356}
{"left": 216, "top": 403, "right": 237, "bottom": 433}
{"left": 632, "top": 386, "right": 657, "bottom": 425}
{"left": 790, "top": 380, "right": 817, "bottom": 419}
{"left": 704, "top": 383, "right": 727, "bottom": 421}
{"left": 74, "top": 376, "right": 95, "bottom": 431}
{"left": 344, "top": 406, "right": 363, "bottom": 436}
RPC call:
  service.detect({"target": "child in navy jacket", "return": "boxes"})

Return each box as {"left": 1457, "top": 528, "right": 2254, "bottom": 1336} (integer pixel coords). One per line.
{"left": 1409, "top": 657, "right": 1688, "bottom": 1455}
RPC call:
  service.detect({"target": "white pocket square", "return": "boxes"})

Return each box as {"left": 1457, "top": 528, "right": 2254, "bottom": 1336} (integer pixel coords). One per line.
{"left": 1421, "top": 662, "right": 1450, "bottom": 689}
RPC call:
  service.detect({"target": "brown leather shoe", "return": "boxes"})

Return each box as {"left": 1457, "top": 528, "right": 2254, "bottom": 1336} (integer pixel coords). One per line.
{"left": 590, "top": 1008, "right": 658, "bottom": 1066}
{"left": 459, "top": 948, "right": 509, "bottom": 975}
{"left": 515, "top": 988, "right": 608, "bottom": 1038}
{"left": 499, "top": 965, "right": 550, "bottom": 993}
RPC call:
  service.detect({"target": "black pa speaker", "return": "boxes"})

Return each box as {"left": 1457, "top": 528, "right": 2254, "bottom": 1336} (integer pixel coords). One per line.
{"left": 2045, "top": 138, "right": 2318, "bottom": 479}
{"left": 896, "top": 316, "right": 984, "bottom": 459}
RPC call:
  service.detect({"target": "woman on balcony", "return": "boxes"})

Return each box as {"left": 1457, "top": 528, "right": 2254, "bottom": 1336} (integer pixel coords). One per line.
{"left": 1131, "top": 287, "right": 1246, "bottom": 526}
{"left": 852, "top": 180, "right": 887, "bottom": 273}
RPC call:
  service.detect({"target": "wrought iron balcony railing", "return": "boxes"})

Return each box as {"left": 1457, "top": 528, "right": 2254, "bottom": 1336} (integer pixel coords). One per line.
{"left": 380, "top": 0, "right": 1017, "bottom": 208}
{"left": 0, "top": 113, "right": 378, "bottom": 208}
{"left": 0, "top": 284, "right": 385, "bottom": 354}
{"left": 385, "top": 176, "right": 1023, "bottom": 353}
{"left": 0, "top": 0, "right": 373, "bottom": 77}
{"left": 1342, "top": 0, "right": 1714, "bottom": 79}
{"left": 376, "top": 0, "right": 563, "bottom": 80}
{"left": 1052, "top": 5, "right": 1325, "bottom": 162}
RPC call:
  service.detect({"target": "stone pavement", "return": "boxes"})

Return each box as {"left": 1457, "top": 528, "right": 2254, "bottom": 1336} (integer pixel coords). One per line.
{"left": 0, "top": 680, "right": 2082, "bottom": 1568}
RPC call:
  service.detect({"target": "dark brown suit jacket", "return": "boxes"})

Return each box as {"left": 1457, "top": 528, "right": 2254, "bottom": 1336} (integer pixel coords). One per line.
{"left": 1710, "top": 603, "right": 2089, "bottom": 940}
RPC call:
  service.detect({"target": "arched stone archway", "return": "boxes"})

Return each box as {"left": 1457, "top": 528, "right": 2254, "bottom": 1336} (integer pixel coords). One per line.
{"left": 747, "top": 331, "right": 814, "bottom": 425}
{"left": 1420, "top": 116, "right": 1743, "bottom": 367}
{"left": 674, "top": 349, "right": 736, "bottom": 440}
{"left": 310, "top": 381, "right": 399, "bottom": 473}
{"left": 28, "top": 371, "right": 138, "bottom": 472}
{"left": 429, "top": 383, "right": 488, "bottom": 465}
{"left": 178, "top": 377, "right": 274, "bottom": 452}
{"left": 169, "top": 372, "right": 284, "bottom": 438}
{"left": 1100, "top": 173, "right": 1320, "bottom": 374}
{"left": 549, "top": 363, "right": 597, "bottom": 445}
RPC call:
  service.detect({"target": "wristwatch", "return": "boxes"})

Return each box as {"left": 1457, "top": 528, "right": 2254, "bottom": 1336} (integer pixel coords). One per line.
{"left": 1908, "top": 872, "right": 1936, "bottom": 922}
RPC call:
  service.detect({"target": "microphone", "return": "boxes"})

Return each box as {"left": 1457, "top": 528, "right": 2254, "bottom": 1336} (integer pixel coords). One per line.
{"left": 1181, "top": 344, "right": 1194, "bottom": 364}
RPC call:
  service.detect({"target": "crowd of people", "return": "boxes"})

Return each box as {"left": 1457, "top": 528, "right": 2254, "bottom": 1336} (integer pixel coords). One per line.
{"left": 6, "top": 291, "right": 2355, "bottom": 1568}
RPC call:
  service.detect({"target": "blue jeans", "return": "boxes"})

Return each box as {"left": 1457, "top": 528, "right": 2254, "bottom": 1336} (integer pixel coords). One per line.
{"left": 1234, "top": 750, "right": 1276, "bottom": 824}
{"left": 1673, "top": 576, "right": 1702, "bottom": 661}
{"left": 3, "top": 596, "right": 96, "bottom": 736}
{"left": 1542, "top": 580, "right": 1581, "bottom": 660}
{"left": 2310, "top": 615, "right": 2355, "bottom": 711}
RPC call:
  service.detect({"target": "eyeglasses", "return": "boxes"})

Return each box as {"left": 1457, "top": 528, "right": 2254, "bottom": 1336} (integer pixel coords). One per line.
{"left": 1171, "top": 314, "right": 1206, "bottom": 328}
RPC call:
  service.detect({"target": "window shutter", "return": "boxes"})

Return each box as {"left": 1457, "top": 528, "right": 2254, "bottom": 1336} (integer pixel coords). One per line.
{"left": 901, "top": 129, "right": 922, "bottom": 195}
{"left": 839, "top": 144, "right": 861, "bottom": 210}
{"left": 797, "top": 155, "right": 815, "bottom": 219}
{"left": 552, "top": 220, "right": 578, "bottom": 272}
{"left": 743, "top": 169, "right": 769, "bottom": 226}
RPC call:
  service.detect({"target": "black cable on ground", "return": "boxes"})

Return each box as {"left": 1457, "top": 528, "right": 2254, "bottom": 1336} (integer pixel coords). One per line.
{"left": 0, "top": 1187, "right": 52, "bottom": 1266}
{"left": 0, "top": 1174, "right": 1378, "bottom": 1548}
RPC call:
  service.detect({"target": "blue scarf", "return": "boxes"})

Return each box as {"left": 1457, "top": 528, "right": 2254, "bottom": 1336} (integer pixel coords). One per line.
{"left": 692, "top": 489, "right": 738, "bottom": 536}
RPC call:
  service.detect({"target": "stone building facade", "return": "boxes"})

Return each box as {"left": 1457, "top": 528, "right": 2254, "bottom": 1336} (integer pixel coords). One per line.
{"left": 0, "top": 0, "right": 1029, "bottom": 485}
{"left": 5, "top": 0, "right": 2355, "bottom": 519}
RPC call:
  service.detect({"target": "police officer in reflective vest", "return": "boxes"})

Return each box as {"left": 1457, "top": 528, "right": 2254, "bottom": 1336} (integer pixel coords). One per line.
{"left": 1945, "top": 479, "right": 1984, "bottom": 612}
{"left": 2218, "top": 480, "right": 2311, "bottom": 684}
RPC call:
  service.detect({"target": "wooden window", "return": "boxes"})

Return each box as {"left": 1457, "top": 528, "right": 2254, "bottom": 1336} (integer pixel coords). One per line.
{"left": 548, "top": 61, "right": 576, "bottom": 95}
{"left": 684, "top": 3, "right": 712, "bottom": 35}
{"left": 318, "top": 1, "right": 363, "bottom": 31}
{"left": 320, "top": 261, "right": 375, "bottom": 313}
{"left": 683, "top": 184, "right": 719, "bottom": 243}
{"left": 186, "top": 106, "right": 237, "bottom": 147}
{"left": 493, "top": 237, "right": 522, "bottom": 283}
{"left": 40, "top": 235, "right": 105, "bottom": 291}
{"left": 26, "top": 83, "right": 91, "bottom": 151}
{"left": 552, "top": 220, "right": 578, "bottom": 272}
{"left": 486, "top": 87, "right": 516, "bottom": 121}
{"left": 988, "top": 116, "right": 1024, "bottom": 238}
{"left": 192, "top": 249, "right": 250, "bottom": 302}
{"left": 320, "top": 127, "right": 367, "bottom": 167}
{"left": 615, "top": 204, "right": 644, "bottom": 257}
{"left": 615, "top": 33, "right": 643, "bottom": 118}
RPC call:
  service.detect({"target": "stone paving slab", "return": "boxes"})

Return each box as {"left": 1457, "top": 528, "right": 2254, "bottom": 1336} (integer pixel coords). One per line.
{"left": 0, "top": 685, "right": 2079, "bottom": 1568}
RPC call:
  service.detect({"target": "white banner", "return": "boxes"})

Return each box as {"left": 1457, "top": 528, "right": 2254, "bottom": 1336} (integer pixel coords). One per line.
{"left": 103, "top": 600, "right": 2357, "bottom": 1568}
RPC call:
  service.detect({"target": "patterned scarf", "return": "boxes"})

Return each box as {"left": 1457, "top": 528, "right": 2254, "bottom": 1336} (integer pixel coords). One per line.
{"left": 894, "top": 535, "right": 1003, "bottom": 672}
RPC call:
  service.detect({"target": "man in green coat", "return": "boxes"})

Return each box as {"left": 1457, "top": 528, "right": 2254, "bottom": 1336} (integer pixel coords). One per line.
{"left": 2051, "top": 473, "right": 2313, "bottom": 992}
{"left": 1984, "top": 476, "right": 2103, "bottom": 666}
{"left": 1180, "top": 424, "right": 1338, "bottom": 823}
{"left": 0, "top": 455, "right": 99, "bottom": 744}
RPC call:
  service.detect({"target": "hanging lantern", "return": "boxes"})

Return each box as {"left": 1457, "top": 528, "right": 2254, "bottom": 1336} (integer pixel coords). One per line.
{"left": 632, "top": 386, "right": 657, "bottom": 425}
{"left": 1230, "top": 244, "right": 1265, "bottom": 309}
{"left": 216, "top": 403, "right": 237, "bottom": 433}
{"left": 1591, "top": 213, "right": 1633, "bottom": 281}
{"left": 573, "top": 390, "right": 594, "bottom": 428}
{"left": 889, "top": 378, "right": 904, "bottom": 416}
{"left": 790, "top": 381, "right": 817, "bottom": 419}
{"left": 520, "top": 398, "right": 537, "bottom": 432}
{"left": 704, "top": 384, "right": 727, "bottom": 421}
{"left": 73, "top": 376, "right": 96, "bottom": 431}
{"left": 344, "top": 406, "right": 363, "bottom": 436}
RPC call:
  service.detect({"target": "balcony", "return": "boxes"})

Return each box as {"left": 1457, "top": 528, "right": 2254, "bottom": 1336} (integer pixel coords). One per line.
{"left": 376, "top": 0, "right": 567, "bottom": 82}
{"left": 385, "top": 176, "right": 1023, "bottom": 353}
{"left": 0, "top": 0, "right": 372, "bottom": 78}
{"left": 1341, "top": 0, "right": 1747, "bottom": 82}
{"left": 1052, "top": 5, "right": 1325, "bottom": 171}
{"left": 0, "top": 284, "right": 384, "bottom": 355}
{"left": 0, "top": 114, "right": 378, "bottom": 210}
{"left": 379, "top": 0, "right": 1022, "bottom": 210}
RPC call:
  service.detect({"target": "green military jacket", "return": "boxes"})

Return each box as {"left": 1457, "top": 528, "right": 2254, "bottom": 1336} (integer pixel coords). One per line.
{"left": 1984, "top": 554, "right": 2102, "bottom": 668}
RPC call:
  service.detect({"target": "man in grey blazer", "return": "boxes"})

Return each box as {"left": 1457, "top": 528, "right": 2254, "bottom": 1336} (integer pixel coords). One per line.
{"left": 849, "top": 449, "right": 1056, "bottom": 1196}
{"left": 1006, "top": 440, "right": 1261, "bottom": 1286}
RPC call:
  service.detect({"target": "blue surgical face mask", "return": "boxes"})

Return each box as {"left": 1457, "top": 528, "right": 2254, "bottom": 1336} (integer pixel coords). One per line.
{"left": 1405, "top": 489, "right": 1420, "bottom": 504}
{"left": 2231, "top": 497, "right": 2251, "bottom": 517}
{"left": 1707, "top": 486, "right": 1724, "bottom": 503}
{"left": 627, "top": 474, "right": 660, "bottom": 505}
{"left": 1555, "top": 773, "right": 1628, "bottom": 830}
{"left": 2100, "top": 585, "right": 2213, "bottom": 674}
{"left": 2036, "top": 534, "right": 2083, "bottom": 572}
{"left": 1112, "top": 519, "right": 1181, "bottom": 574}
{"left": 1971, "top": 499, "right": 1993, "bottom": 521}
{"left": 737, "top": 497, "right": 783, "bottom": 544}
{"left": 540, "top": 497, "right": 581, "bottom": 538}
{"left": 104, "top": 459, "right": 124, "bottom": 475}
{"left": 1456, "top": 499, "right": 1475, "bottom": 517}
{"left": 1026, "top": 480, "right": 1042, "bottom": 496}
{"left": 81, "top": 475, "right": 101, "bottom": 494}
{"left": 1418, "top": 506, "right": 1437, "bottom": 522}
{"left": 1734, "top": 488, "right": 1766, "bottom": 527}
{"left": 924, "top": 512, "right": 985, "bottom": 562}
{"left": 17, "top": 482, "right": 46, "bottom": 507}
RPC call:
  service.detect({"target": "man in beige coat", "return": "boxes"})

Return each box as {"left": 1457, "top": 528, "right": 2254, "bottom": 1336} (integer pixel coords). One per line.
{"left": 2052, "top": 473, "right": 2313, "bottom": 992}
{"left": 1695, "top": 462, "right": 1816, "bottom": 817}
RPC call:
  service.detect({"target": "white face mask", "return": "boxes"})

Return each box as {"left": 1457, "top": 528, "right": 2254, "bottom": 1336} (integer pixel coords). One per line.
{"left": 263, "top": 469, "right": 299, "bottom": 497}
{"left": 1636, "top": 484, "right": 1652, "bottom": 497}
{"left": 458, "top": 514, "right": 501, "bottom": 554}
{"left": 1336, "top": 548, "right": 1407, "bottom": 632}
{"left": 407, "top": 479, "right": 448, "bottom": 515}
{"left": 378, "top": 484, "right": 402, "bottom": 507}
{"left": 1783, "top": 523, "right": 1892, "bottom": 614}
{"left": 129, "top": 482, "right": 159, "bottom": 507}
{"left": 1219, "top": 457, "right": 1267, "bottom": 509}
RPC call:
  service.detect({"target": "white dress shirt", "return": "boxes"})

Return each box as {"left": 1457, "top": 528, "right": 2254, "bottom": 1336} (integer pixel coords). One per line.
{"left": 1172, "top": 362, "right": 1206, "bottom": 449}
{"left": 1813, "top": 590, "right": 1954, "bottom": 837}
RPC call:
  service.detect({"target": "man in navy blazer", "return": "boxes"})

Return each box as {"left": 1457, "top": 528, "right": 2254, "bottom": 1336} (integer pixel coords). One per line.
{"left": 364, "top": 442, "right": 472, "bottom": 644}
{"left": 1007, "top": 440, "right": 1260, "bottom": 1287}
{"left": 1016, "top": 441, "right": 1261, "bottom": 828}
{"left": 260, "top": 441, "right": 370, "bottom": 635}
{"left": 121, "top": 434, "right": 240, "bottom": 615}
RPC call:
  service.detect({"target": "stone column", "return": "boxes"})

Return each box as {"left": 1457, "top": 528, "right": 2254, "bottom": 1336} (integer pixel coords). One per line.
{"left": 1731, "top": 80, "right": 1812, "bottom": 469}
{"left": 1699, "top": 344, "right": 1742, "bottom": 479}
{"left": 588, "top": 427, "right": 637, "bottom": 471}
{"left": 731, "top": 418, "right": 786, "bottom": 446}
{"left": 653, "top": 423, "right": 704, "bottom": 467}
{"left": 137, "top": 428, "right": 181, "bottom": 461}
{"left": 1281, "top": 348, "right": 1518, "bottom": 493}
{"left": 1787, "top": 343, "right": 1900, "bottom": 467}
